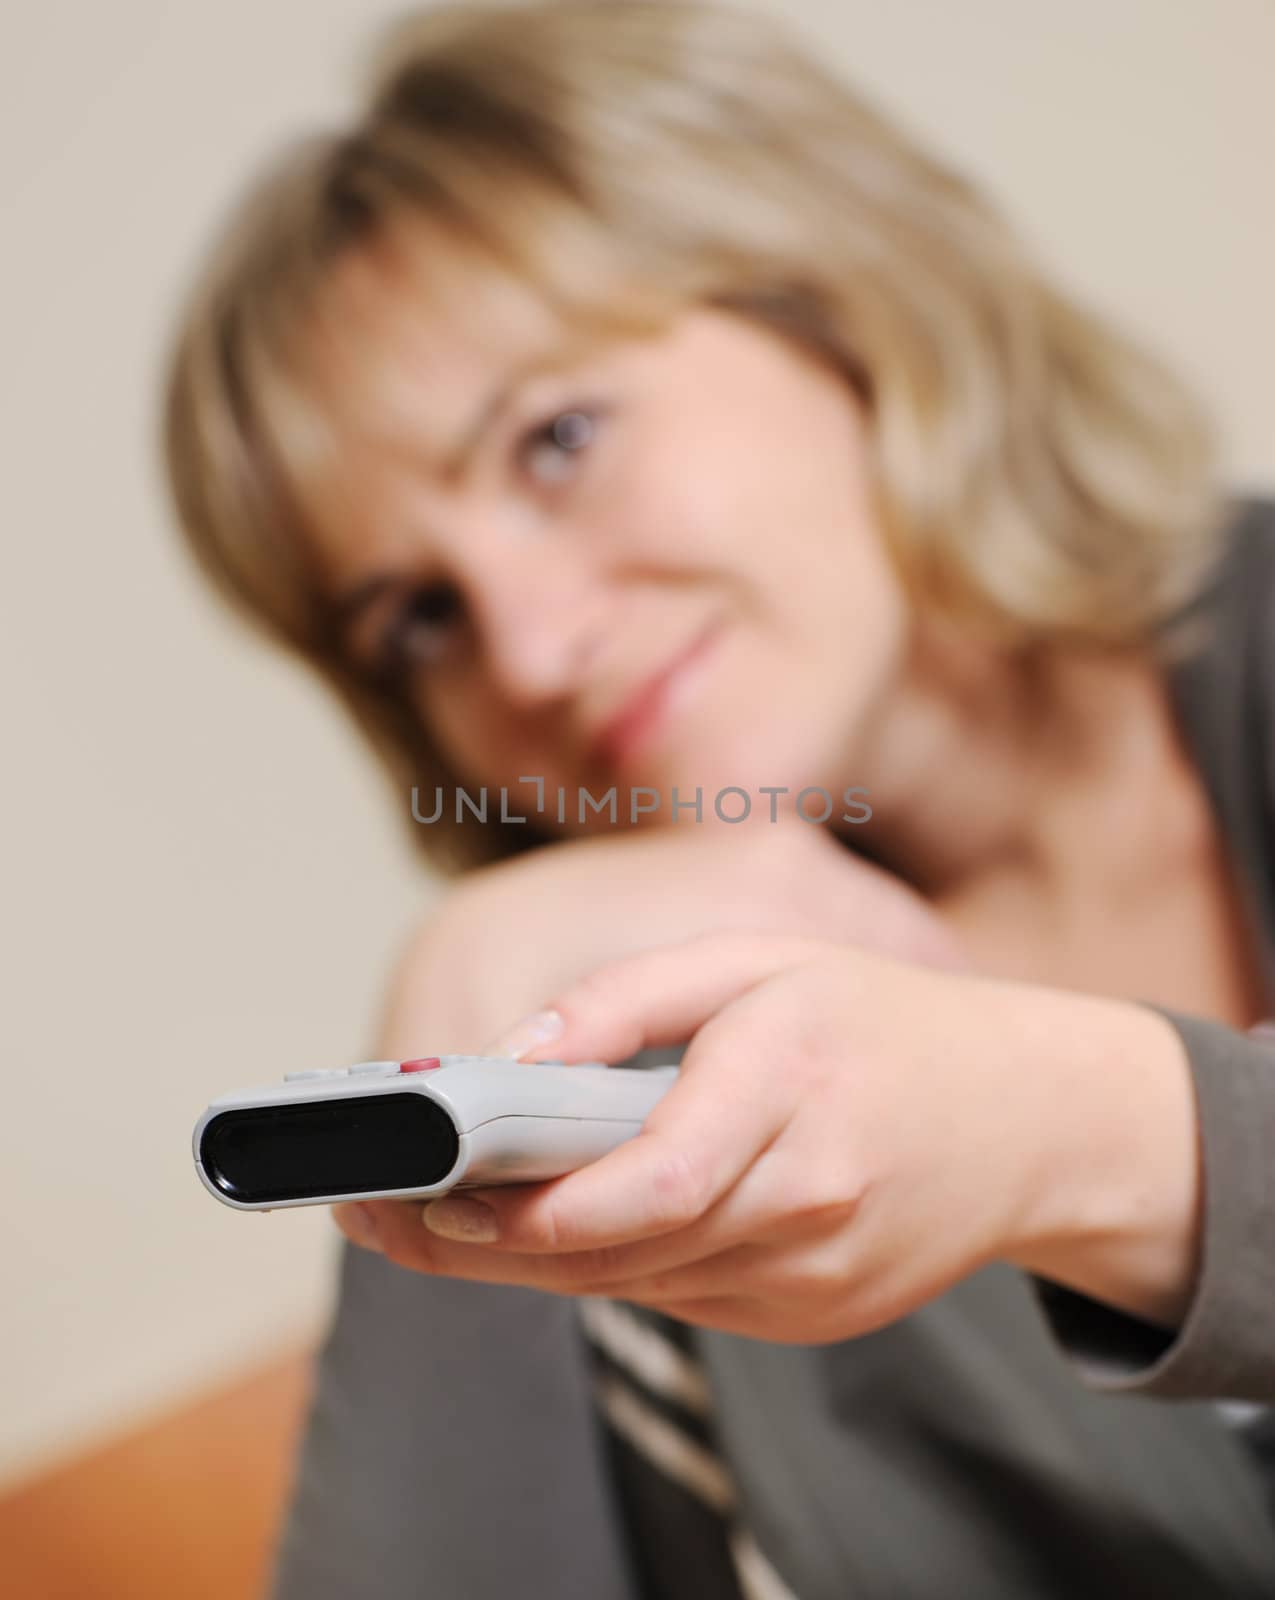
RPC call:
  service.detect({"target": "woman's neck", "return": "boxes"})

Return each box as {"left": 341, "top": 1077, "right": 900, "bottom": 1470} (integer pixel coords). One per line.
{"left": 832, "top": 620, "right": 1199, "bottom": 906}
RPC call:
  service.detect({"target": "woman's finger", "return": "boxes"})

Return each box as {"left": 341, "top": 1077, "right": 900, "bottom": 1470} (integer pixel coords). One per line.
{"left": 453, "top": 1016, "right": 780, "bottom": 1251}
{"left": 339, "top": 1194, "right": 848, "bottom": 1322}
{"left": 481, "top": 929, "right": 826, "bottom": 1064}
{"left": 463, "top": 936, "right": 857, "bottom": 1252}
{"left": 441, "top": 1103, "right": 843, "bottom": 1269}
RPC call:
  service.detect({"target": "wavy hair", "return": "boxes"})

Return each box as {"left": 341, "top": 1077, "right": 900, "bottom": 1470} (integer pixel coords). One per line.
{"left": 161, "top": 0, "right": 1225, "bottom": 874}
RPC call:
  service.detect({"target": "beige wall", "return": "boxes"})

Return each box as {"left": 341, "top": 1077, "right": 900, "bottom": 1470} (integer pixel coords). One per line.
{"left": 2, "top": 0, "right": 1271, "bottom": 1486}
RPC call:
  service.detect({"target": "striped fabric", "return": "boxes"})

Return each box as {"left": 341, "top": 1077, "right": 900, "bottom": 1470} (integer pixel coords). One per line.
{"left": 575, "top": 1296, "right": 801, "bottom": 1600}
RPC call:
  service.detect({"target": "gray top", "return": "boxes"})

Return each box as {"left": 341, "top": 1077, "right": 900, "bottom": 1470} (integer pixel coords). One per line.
{"left": 270, "top": 496, "right": 1275, "bottom": 1599}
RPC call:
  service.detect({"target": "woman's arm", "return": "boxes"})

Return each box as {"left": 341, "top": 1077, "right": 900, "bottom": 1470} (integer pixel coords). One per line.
{"left": 375, "top": 812, "right": 966, "bottom": 1058}
{"left": 337, "top": 933, "right": 1275, "bottom": 1403}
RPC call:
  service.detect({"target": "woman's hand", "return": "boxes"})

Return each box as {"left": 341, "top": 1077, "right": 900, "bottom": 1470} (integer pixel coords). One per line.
{"left": 375, "top": 815, "right": 966, "bottom": 1061}
{"left": 335, "top": 931, "right": 1203, "bottom": 1345}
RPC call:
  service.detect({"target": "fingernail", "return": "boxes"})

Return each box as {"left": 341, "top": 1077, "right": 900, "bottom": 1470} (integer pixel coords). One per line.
{"left": 423, "top": 1196, "right": 501, "bottom": 1243}
{"left": 340, "top": 1203, "right": 383, "bottom": 1253}
{"left": 483, "top": 1008, "right": 564, "bottom": 1061}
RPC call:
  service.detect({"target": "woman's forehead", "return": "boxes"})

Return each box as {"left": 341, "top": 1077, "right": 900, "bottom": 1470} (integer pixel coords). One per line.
{"left": 271, "top": 218, "right": 673, "bottom": 588}
{"left": 301, "top": 235, "right": 571, "bottom": 460}
{"left": 284, "top": 246, "right": 567, "bottom": 564}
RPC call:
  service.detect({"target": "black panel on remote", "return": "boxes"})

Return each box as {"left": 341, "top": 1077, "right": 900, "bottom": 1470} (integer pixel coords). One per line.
{"left": 199, "top": 1092, "right": 460, "bottom": 1202}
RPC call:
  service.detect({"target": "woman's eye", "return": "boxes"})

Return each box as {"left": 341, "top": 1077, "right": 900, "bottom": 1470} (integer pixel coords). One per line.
{"left": 516, "top": 407, "right": 600, "bottom": 486}
{"left": 377, "top": 583, "right": 464, "bottom": 677}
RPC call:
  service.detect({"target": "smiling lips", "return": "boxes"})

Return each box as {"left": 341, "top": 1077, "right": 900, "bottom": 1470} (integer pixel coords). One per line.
{"left": 588, "top": 623, "right": 721, "bottom": 772}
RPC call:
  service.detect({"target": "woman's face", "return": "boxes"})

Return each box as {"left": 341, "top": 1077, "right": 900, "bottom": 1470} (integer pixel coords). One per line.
{"left": 299, "top": 237, "right": 911, "bottom": 832}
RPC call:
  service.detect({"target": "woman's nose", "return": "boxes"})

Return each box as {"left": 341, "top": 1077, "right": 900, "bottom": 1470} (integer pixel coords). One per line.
{"left": 464, "top": 539, "right": 607, "bottom": 708}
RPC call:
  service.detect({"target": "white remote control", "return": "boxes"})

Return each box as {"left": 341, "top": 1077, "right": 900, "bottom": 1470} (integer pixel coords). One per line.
{"left": 193, "top": 1055, "right": 679, "bottom": 1211}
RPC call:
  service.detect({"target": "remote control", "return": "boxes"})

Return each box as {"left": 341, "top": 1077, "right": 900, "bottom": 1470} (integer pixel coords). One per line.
{"left": 193, "top": 1055, "right": 680, "bottom": 1211}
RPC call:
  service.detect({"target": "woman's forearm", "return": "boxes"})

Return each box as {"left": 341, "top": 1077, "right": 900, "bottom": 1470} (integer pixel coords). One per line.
{"left": 339, "top": 932, "right": 1230, "bottom": 1366}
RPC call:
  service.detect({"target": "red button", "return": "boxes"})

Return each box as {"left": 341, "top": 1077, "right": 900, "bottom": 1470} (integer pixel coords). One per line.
{"left": 398, "top": 1056, "right": 442, "bottom": 1073}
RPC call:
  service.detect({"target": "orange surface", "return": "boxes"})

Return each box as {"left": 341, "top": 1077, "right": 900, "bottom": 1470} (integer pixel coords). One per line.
{"left": 0, "top": 1348, "right": 314, "bottom": 1600}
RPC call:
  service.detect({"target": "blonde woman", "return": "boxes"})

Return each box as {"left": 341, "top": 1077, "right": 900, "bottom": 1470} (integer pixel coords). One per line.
{"left": 163, "top": 3, "right": 1275, "bottom": 1595}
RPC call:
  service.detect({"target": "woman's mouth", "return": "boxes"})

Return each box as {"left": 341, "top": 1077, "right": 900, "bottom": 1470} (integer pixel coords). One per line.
{"left": 589, "top": 621, "right": 724, "bottom": 773}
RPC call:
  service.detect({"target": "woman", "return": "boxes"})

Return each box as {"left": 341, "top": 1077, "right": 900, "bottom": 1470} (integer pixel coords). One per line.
{"left": 162, "top": 2, "right": 1275, "bottom": 1595}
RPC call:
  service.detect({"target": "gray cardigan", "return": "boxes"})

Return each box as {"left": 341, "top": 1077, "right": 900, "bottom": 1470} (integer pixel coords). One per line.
{"left": 271, "top": 497, "right": 1275, "bottom": 1598}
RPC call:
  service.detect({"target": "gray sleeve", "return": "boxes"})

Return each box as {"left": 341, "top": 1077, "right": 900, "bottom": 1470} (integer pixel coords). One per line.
{"left": 269, "top": 1243, "right": 640, "bottom": 1600}
{"left": 1030, "top": 1007, "right": 1275, "bottom": 1403}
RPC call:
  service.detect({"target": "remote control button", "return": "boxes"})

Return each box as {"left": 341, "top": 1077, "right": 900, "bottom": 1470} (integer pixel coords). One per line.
{"left": 349, "top": 1060, "right": 400, "bottom": 1076}
{"left": 399, "top": 1056, "right": 442, "bottom": 1073}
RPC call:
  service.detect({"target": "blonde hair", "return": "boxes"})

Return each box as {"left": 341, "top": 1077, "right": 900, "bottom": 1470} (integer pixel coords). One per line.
{"left": 161, "top": 0, "right": 1226, "bottom": 876}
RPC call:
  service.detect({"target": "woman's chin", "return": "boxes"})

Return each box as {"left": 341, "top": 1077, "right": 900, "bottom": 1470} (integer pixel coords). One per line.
{"left": 623, "top": 736, "right": 840, "bottom": 823}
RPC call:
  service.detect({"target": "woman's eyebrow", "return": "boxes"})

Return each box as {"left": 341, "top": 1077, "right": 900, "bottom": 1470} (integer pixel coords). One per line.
{"left": 329, "top": 344, "right": 596, "bottom": 629}
{"left": 438, "top": 342, "right": 587, "bottom": 485}
{"left": 326, "top": 373, "right": 521, "bottom": 632}
{"left": 331, "top": 573, "right": 405, "bottom": 635}
{"left": 435, "top": 369, "right": 523, "bottom": 485}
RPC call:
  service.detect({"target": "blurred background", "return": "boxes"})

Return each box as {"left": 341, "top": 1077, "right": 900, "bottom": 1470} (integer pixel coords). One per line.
{"left": 2, "top": 0, "right": 1272, "bottom": 1594}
